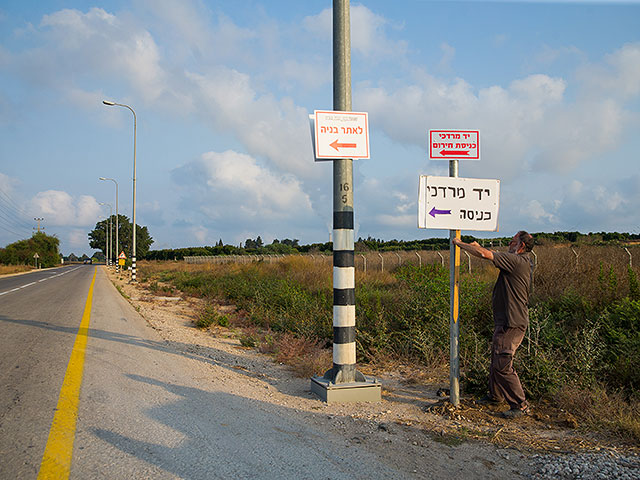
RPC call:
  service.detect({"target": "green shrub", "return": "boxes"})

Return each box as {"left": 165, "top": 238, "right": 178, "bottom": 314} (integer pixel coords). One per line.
{"left": 143, "top": 253, "right": 640, "bottom": 400}
{"left": 599, "top": 298, "right": 640, "bottom": 394}
{"left": 195, "top": 305, "right": 228, "bottom": 329}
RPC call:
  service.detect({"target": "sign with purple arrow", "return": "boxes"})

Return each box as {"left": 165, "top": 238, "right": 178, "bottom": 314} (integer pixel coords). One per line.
{"left": 429, "top": 207, "right": 451, "bottom": 218}
{"left": 418, "top": 175, "right": 500, "bottom": 231}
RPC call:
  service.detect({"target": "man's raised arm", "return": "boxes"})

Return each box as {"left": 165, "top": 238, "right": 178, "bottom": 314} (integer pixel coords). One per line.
{"left": 452, "top": 237, "right": 494, "bottom": 261}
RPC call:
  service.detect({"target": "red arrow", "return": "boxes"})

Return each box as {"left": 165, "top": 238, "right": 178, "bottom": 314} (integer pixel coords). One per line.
{"left": 439, "top": 149, "right": 470, "bottom": 156}
{"left": 330, "top": 139, "right": 357, "bottom": 151}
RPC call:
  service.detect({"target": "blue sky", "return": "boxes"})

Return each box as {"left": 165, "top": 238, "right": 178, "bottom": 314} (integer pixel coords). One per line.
{"left": 1, "top": 0, "right": 639, "bottom": 255}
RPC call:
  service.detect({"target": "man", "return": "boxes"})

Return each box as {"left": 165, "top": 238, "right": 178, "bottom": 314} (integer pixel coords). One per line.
{"left": 452, "top": 231, "right": 534, "bottom": 419}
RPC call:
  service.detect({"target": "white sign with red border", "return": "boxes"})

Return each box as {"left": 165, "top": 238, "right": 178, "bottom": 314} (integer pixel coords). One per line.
{"left": 312, "top": 110, "right": 369, "bottom": 160}
{"left": 429, "top": 130, "right": 480, "bottom": 160}
{"left": 119, "top": 251, "right": 126, "bottom": 259}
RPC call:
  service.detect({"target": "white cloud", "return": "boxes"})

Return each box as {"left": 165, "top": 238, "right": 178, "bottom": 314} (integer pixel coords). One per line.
{"left": 303, "top": 5, "right": 407, "bottom": 60}
{"left": 438, "top": 43, "right": 455, "bottom": 72}
{"left": 375, "top": 214, "right": 414, "bottom": 228}
{"left": 9, "top": 6, "right": 321, "bottom": 180}
{"left": 11, "top": 7, "right": 168, "bottom": 104}
{"left": 525, "top": 175, "right": 639, "bottom": 233}
{"left": 0, "top": 172, "right": 19, "bottom": 195}
{"left": 531, "top": 44, "right": 584, "bottom": 68}
{"left": 68, "top": 228, "right": 89, "bottom": 248}
{"left": 29, "top": 190, "right": 101, "bottom": 226}
{"left": 191, "top": 225, "right": 208, "bottom": 244}
{"left": 520, "top": 199, "right": 558, "bottom": 224}
{"left": 356, "top": 46, "right": 638, "bottom": 180}
{"left": 173, "top": 150, "right": 314, "bottom": 222}
{"left": 186, "top": 68, "right": 316, "bottom": 178}
{"left": 579, "top": 43, "right": 640, "bottom": 99}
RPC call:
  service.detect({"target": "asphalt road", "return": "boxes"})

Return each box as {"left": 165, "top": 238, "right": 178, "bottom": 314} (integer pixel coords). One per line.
{"left": 0, "top": 266, "right": 408, "bottom": 479}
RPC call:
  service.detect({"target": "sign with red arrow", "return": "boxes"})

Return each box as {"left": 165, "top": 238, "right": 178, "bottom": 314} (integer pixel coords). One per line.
{"left": 313, "top": 110, "right": 369, "bottom": 160}
{"left": 429, "top": 130, "right": 480, "bottom": 160}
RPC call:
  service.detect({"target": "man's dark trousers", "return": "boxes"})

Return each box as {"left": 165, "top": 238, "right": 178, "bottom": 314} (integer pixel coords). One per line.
{"left": 489, "top": 326, "right": 527, "bottom": 408}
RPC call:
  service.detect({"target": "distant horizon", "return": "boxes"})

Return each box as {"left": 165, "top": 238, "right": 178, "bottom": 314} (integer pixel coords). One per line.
{"left": 50, "top": 229, "right": 640, "bottom": 258}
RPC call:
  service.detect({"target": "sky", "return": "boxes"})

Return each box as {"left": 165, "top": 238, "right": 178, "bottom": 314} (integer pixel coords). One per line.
{"left": 1, "top": 0, "right": 639, "bottom": 256}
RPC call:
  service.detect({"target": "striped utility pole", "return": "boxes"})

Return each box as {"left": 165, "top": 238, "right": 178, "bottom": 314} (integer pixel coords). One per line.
{"left": 328, "top": 0, "right": 357, "bottom": 385}
{"left": 310, "top": 0, "right": 380, "bottom": 403}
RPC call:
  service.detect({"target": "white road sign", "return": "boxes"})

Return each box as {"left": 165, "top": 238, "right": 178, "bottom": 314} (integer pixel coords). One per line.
{"left": 418, "top": 175, "right": 500, "bottom": 231}
{"left": 429, "top": 130, "right": 480, "bottom": 160}
{"left": 313, "top": 110, "right": 369, "bottom": 160}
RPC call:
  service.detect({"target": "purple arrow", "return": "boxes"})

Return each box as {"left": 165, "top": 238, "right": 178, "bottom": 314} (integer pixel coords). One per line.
{"left": 429, "top": 207, "right": 451, "bottom": 218}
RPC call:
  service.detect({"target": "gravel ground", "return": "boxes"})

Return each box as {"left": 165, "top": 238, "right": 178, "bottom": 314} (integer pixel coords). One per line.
{"left": 108, "top": 268, "right": 639, "bottom": 479}
{"left": 527, "top": 452, "right": 640, "bottom": 479}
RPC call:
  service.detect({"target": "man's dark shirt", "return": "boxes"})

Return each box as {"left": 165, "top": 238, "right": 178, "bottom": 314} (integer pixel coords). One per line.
{"left": 492, "top": 251, "right": 533, "bottom": 330}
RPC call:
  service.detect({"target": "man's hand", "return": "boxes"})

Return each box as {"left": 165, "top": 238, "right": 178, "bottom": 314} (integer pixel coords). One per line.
{"left": 452, "top": 238, "right": 494, "bottom": 261}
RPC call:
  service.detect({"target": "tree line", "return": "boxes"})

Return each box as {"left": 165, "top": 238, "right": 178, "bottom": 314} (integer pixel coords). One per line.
{"left": 88, "top": 214, "right": 153, "bottom": 259}
{"left": 141, "top": 231, "right": 640, "bottom": 261}
{"left": 0, "top": 232, "right": 60, "bottom": 267}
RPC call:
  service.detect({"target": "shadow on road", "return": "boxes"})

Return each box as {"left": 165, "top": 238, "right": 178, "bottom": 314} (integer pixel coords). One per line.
{"left": 0, "top": 315, "right": 302, "bottom": 399}
{"left": 90, "top": 374, "right": 403, "bottom": 480}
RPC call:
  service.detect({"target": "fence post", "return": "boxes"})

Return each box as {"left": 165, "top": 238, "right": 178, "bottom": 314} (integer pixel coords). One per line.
{"left": 394, "top": 252, "right": 401, "bottom": 267}
{"left": 415, "top": 251, "right": 421, "bottom": 267}
{"left": 360, "top": 254, "right": 366, "bottom": 273}
{"left": 624, "top": 247, "right": 632, "bottom": 268}
{"left": 378, "top": 252, "right": 384, "bottom": 272}
{"left": 571, "top": 248, "right": 579, "bottom": 269}
{"left": 464, "top": 251, "right": 471, "bottom": 274}
{"left": 437, "top": 251, "right": 444, "bottom": 267}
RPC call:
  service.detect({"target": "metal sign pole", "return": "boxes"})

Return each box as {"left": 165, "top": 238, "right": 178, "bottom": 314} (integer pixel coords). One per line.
{"left": 449, "top": 159, "right": 460, "bottom": 407}
{"left": 310, "top": 0, "right": 380, "bottom": 403}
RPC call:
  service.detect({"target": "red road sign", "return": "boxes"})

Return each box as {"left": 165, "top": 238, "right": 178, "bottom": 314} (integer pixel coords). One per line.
{"left": 429, "top": 130, "right": 480, "bottom": 160}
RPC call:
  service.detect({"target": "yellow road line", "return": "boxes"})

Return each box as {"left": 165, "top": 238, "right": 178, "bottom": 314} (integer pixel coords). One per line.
{"left": 38, "top": 267, "right": 96, "bottom": 479}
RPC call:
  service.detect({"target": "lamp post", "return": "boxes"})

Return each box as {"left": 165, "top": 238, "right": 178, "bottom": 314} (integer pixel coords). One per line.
{"left": 100, "top": 177, "right": 119, "bottom": 272}
{"left": 99, "top": 202, "right": 112, "bottom": 267}
{"left": 103, "top": 100, "right": 137, "bottom": 281}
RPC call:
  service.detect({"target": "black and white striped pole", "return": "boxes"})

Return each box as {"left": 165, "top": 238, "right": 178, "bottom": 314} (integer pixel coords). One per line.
{"left": 310, "top": 0, "right": 380, "bottom": 403}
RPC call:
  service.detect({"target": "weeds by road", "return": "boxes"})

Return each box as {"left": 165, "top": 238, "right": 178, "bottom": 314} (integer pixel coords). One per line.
{"left": 134, "top": 245, "right": 640, "bottom": 450}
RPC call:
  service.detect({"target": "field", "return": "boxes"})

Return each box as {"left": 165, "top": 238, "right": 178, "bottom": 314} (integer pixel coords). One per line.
{"left": 0, "top": 265, "right": 33, "bottom": 276}
{"left": 139, "top": 243, "right": 640, "bottom": 444}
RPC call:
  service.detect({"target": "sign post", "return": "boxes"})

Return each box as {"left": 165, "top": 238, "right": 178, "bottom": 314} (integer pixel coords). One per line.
{"left": 449, "top": 161, "right": 460, "bottom": 407}
{"left": 310, "top": 0, "right": 380, "bottom": 404}
{"left": 420, "top": 129, "right": 497, "bottom": 407}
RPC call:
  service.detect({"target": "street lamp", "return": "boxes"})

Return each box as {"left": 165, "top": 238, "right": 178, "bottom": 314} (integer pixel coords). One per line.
{"left": 99, "top": 202, "right": 112, "bottom": 267}
{"left": 103, "top": 99, "right": 137, "bottom": 282}
{"left": 100, "top": 177, "right": 119, "bottom": 272}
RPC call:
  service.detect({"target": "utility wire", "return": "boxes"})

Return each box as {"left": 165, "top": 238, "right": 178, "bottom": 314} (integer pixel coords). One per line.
{"left": 0, "top": 189, "right": 33, "bottom": 230}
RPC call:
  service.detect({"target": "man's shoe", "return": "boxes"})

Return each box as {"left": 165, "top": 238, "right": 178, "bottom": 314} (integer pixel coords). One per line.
{"left": 477, "top": 394, "right": 503, "bottom": 406}
{"left": 501, "top": 406, "right": 531, "bottom": 419}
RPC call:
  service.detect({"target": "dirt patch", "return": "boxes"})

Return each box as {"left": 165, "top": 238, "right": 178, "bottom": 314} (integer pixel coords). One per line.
{"left": 107, "top": 268, "right": 637, "bottom": 477}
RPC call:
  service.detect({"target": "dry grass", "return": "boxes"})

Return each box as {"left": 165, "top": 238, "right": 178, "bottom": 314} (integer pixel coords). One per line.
{"left": 138, "top": 245, "right": 640, "bottom": 446}
{"left": 272, "top": 333, "right": 332, "bottom": 378}
{"left": 0, "top": 265, "right": 32, "bottom": 275}
{"left": 555, "top": 384, "right": 640, "bottom": 444}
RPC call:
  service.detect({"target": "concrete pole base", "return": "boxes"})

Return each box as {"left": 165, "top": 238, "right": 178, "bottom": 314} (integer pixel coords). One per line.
{"left": 310, "top": 376, "right": 381, "bottom": 403}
